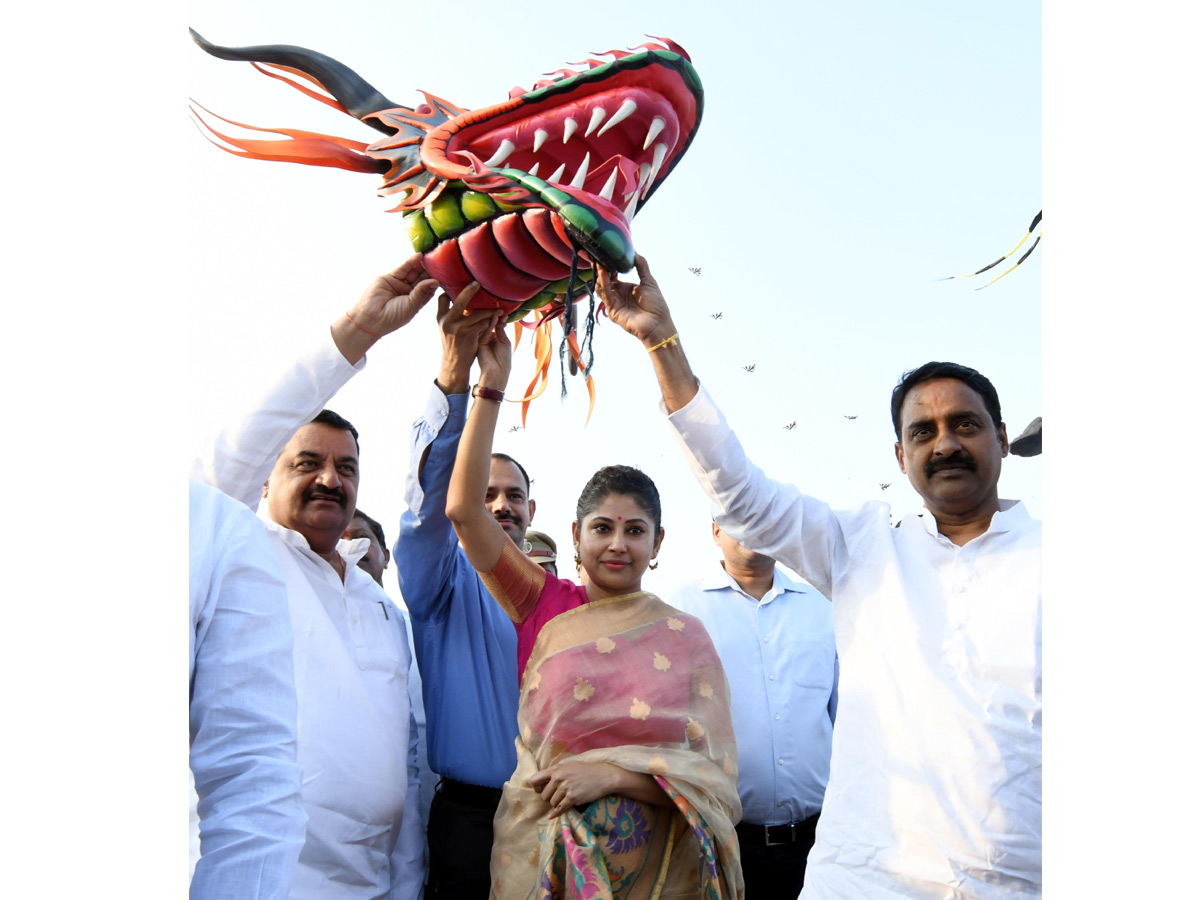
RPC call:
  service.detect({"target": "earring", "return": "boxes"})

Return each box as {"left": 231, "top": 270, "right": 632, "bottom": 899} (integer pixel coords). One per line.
{"left": 574, "top": 552, "right": 581, "bottom": 565}
{"left": 649, "top": 558, "right": 659, "bottom": 571}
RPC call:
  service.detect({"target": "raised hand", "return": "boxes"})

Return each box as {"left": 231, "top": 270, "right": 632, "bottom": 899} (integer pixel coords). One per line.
{"left": 475, "top": 315, "right": 512, "bottom": 391}
{"left": 435, "top": 282, "right": 495, "bottom": 393}
{"left": 333, "top": 253, "right": 444, "bottom": 364}
{"left": 596, "top": 254, "right": 676, "bottom": 346}
{"left": 351, "top": 254, "right": 442, "bottom": 335}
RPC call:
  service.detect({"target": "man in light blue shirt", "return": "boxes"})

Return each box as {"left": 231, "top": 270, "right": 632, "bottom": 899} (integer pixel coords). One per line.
{"left": 668, "top": 522, "right": 837, "bottom": 899}
{"left": 395, "top": 295, "right": 531, "bottom": 898}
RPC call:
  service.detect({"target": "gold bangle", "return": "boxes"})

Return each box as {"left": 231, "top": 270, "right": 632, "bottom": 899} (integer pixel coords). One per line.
{"left": 646, "top": 332, "right": 679, "bottom": 353}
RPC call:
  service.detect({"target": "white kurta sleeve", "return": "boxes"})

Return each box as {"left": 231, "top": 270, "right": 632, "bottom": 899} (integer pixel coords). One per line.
{"left": 664, "top": 384, "right": 849, "bottom": 598}
{"left": 189, "top": 335, "right": 364, "bottom": 510}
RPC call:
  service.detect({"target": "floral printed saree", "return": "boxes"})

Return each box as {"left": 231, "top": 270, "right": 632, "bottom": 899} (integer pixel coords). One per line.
{"left": 489, "top": 589, "right": 744, "bottom": 900}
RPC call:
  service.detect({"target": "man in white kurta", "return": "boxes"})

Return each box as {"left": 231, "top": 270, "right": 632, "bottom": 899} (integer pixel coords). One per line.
{"left": 189, "top": 478, "right": 307, "bottom": 899}
{"left": 190, "top": 256, "right": 445, "bottom": 900}
{"left": 598, "top": 257, "right": 1041, "bottom": 900}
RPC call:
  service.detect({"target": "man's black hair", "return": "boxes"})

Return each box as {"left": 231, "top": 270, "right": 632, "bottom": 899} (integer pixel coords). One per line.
{"left": 891, "top": 362, "right": 1003, "bottom": 439}
{"left": 491, "top": 452, "right": 531, "bottom": 494}
{"left": 352, "top": 508, "right": 386, "bottom": 548}
{"left": 311, "top": 408, "right": 360, "bottom": 454}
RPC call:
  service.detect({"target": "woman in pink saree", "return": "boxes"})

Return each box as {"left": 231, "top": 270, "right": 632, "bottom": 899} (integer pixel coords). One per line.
{"left": 446, "top": 315, "right": 743, "bottom": 900}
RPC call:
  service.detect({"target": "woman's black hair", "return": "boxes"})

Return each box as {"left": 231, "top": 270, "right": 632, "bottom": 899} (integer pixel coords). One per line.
{"left": 575, "top": 465, "right": 663, "bottom": 533}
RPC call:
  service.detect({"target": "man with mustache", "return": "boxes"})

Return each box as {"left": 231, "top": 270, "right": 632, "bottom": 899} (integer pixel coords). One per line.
{"left": 599, "top": 257, "right": 1041, "bottom": 900}
{"left": 394, "top": 295, "right": 536, "bottom": 899}
{"left": 191, "top": 255, "right": 445, "bottom": 900}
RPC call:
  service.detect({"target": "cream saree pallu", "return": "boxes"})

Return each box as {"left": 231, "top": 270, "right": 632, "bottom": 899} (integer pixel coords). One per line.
{"left": 490, "top": 592, "right": 744, "bottom": 900}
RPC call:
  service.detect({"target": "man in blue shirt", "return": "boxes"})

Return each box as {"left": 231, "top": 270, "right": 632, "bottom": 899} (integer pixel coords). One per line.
{"left": 668, "top": 523, "right": 838, "bottom": 899}
{"left": 394, "top": 295, "right": 532, "bottom": 898}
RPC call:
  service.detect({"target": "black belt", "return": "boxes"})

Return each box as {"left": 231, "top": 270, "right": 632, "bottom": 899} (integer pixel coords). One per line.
{"left": 736, "top": 813, "right": 819, "bottom": 847}
{"left": 436, "top": 778, "right": 504, "bottom": 809}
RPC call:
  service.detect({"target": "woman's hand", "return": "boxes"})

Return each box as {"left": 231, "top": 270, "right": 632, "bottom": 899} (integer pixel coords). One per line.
{"left": 529, "top": 761, "right": 621, "bottom": 818}
{"left": 596, "top": 254, "right": 676, "bottom": 347}
{"left": 528, "top": 761, "right": 670, "bottom": 818}
{"left": 475, "top": 314, "right": 512, "bottom": 391}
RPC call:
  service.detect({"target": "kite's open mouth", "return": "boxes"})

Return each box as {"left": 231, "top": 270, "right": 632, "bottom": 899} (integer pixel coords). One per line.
{"left": 413, "top": 46, "right": 701, "bottom": 272}
{"left": 362, "top": 41, "right": 702, "bottom": 313}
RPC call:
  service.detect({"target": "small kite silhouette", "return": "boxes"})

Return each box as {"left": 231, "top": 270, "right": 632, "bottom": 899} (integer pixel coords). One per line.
{"left": 743, "top": 365, "right": 756, "bottom": 373}
{"left": 688, "top": 267, "right": 701, "bottom": 276}
{"left": 784, "top": 421, "right": 796, "bottom": 430}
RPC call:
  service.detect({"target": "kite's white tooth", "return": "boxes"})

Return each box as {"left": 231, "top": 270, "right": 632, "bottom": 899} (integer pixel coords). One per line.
{"left": 598, "top": 166, "right": 620, "bottom": 201}
{"left": 570, "top": 152, "right": 591, "bottom": 189}
{"left": 533, "top": 129, "right": 549, "bottom": 153}
{"left": 548, "top": 162, "right": 567, "bottom": 184}
{"left": 483, "top": 139, "right": 515, "bottom": 167}
{"left": 649, "top": 142, "right": 668, "bottom": 178}
{"left": 641, "top": 143, "right": 668, "bottom": 197}
{"left": 623, "top": 191, "right": 639, "bottom": 219}
{"left": 528, "top": 162, "right": 540, "bottom": 177}
{"left": 562, "top": 117, "right": 579, "bottom": 143}
{"left": 585, "top": 107, "right": 606, "bottom": 137}
{"left": 642, "top": 115, "right": 666, "bottom": 150}
{"left": 599, "top": 99, "right": 638, "bottom": 137}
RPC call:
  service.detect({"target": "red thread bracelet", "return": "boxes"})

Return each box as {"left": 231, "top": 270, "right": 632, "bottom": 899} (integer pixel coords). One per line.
{"left": 345, "top": 312, "right": 382, "bottom": 339}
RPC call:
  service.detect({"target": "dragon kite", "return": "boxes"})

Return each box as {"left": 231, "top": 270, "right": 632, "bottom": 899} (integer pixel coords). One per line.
{"left": 189, "top": 29, "right": 704, "bottom": 421}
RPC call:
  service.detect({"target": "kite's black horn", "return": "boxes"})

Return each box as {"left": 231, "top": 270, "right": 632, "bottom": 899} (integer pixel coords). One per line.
{"left": 190, "top": 28, "right": 402, "bottom": 134}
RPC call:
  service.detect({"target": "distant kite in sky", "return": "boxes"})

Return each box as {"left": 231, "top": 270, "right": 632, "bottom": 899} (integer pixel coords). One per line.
{"left": 190, "top": 28, "right": 703, "bottom": 423}
{"left": 710, "top": 312, "right": 722, "bottom": 320}
{"left": 743, "top": 365, "right": 756, "bottom": 373}
{"left": 879, "top": 483, "right": 891, "bottom": 490}
{"left": 784, "top": 421, "right": 796, "bottom": 430}
{"left": 688, "top": 267, "right": 701, "bottom": 276}
{"left": 844, "top": 415, "right": 857, "bottom": 420}
{"left": 941, "top": 210, "right": 1042, "bottom": 290}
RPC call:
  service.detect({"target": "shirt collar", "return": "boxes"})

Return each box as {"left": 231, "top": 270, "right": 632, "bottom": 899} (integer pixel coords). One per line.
{"left": 264, "top": 517, "right": 369, "bottom": 566}
{"left": 701, "top": 562, "right": 813, "bottom": 602}
{"left": 913, "top": 498, "right": 1031, "bottom": 538}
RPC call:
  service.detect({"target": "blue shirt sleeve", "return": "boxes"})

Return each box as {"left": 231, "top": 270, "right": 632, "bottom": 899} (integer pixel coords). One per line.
{"left": 395, "top": 383, "right": 469, "bottom": 621}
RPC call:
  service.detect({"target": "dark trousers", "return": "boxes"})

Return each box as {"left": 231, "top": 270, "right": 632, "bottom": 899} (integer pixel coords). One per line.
{"left": 735, "top": 814, "right": 820, "bottom": 900}
{"left": 425, "top": 779, "right": 503, "bottom": 899}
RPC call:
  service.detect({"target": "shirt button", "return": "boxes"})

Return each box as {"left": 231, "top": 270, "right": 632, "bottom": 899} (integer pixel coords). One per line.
{"left": 777, "top": 802, "right": 784, "bottom": 807}
{"left": 778, "top": 758, "right": 784, "bottom": 765}
{"left": 769, "top": 674, "right": 776, "bottom": 681}
{"left": 775, "top": 714, "right": 781, "bottom": 720}
{"left": 350, "top": 617, "right": 358, "bottom": 625}
{"left": 763, "top": 637, "right": 770, "bottom": 643}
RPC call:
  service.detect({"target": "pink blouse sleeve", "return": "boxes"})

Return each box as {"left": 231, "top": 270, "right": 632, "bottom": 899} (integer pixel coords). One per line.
{"left": 479, "top": 538, "right": 547, "bottom": 624}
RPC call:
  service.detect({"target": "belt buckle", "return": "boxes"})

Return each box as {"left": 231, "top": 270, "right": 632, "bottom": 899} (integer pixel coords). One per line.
{"left": 764, "top": 823, "right": 795, "bottom": 846}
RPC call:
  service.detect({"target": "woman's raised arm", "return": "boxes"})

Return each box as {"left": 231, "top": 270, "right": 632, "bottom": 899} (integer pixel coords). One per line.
{"left": 445, "top": 314, "right": 513, "bottom": 573}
